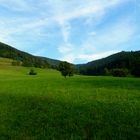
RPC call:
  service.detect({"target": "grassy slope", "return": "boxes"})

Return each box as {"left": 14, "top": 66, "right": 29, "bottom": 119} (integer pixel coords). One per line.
{"left": 0, "top": 59, "right": 140, "bottom": 140}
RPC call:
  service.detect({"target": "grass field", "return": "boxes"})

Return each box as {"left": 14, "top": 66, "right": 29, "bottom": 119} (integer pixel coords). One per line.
{"left": 0, "top": 58, "right": 140, "bottom": 140}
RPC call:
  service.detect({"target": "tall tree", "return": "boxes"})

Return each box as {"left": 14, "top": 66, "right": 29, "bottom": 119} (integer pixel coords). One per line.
{"left": 58, "top": 61, "right": 74, "bottom": 78}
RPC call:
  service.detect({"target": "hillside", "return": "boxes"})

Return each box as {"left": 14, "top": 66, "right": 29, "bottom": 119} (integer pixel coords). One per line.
{"left": 76, "top": 51, "right": 140, "bottom": 77}
{"left": 0, "top": 61, "right": 140, "bottom": 139}
{"left": 0, "top": 42, "right": 60, "bottom": 68}
{"left": 1, "top": 41, "right": 140, "bottom": 77}
{"left": 0, "top": 57, "right": 12, "bottom": 66}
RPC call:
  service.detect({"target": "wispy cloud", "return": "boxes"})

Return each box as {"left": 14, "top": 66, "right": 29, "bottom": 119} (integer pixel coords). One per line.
{"left": 58, "top": 21, "right": 71, "bottom": 43}
{"left": 48, "top": 0, "right": 123, "bottom": 22}
{"left": 77, "top": 50, "right": 119, "bottom": 62}
{"left": 59, "top": 17, "right": 135, "bottom": 63}
{"left": 0, "top": 0, "right": 139, "bottom": 63}
{"left": 98, "top": 20, "right": 135, "bottom": 46}
{"left": 59, "top": 50, "right": 119, "bottom": 63}
{"left": 58, "top": 43, "right": 74, "bottom": 54}
{"left": 0, "top": 0, "right": 33, "bottom": 11}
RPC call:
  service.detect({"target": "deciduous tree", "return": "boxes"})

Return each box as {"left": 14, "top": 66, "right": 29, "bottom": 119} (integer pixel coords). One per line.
{"left": 58, "top": 61, "right": 74, "bottom": 78}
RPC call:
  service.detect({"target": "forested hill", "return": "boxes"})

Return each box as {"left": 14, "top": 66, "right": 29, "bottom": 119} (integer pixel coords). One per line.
{"left": 0, "top": 41, "right": 140, "bottom": 77}
{"left": 0, "top": 42, "right": 60, "bottom": 68}
{"left": 76, "top": 51, "right": 140, "bottom": 77}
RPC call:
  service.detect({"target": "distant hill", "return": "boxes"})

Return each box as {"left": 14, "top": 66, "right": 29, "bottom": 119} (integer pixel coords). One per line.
{"left": 0, "top": 42, "right": 60, "bottom": 68}
{"left": 76, "top": 51, "right": 140, "bottom": 77}
{"left": 1, "top": 41, "right": 140, "bottom": 77}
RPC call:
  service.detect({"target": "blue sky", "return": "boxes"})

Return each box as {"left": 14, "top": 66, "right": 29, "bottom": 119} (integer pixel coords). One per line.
{"left": 0, "top": 0, "right": 140, "bottom": 64}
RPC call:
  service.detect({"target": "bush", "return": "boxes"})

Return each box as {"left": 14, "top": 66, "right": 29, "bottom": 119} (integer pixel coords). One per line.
{"left": 29, "top": 69, "right": 37, "bottom": 75}
{"left": 111, "top": 68, "right": 129, "bottom": 77}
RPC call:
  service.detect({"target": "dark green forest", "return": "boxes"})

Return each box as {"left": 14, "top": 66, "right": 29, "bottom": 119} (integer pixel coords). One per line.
{"left": 0, "top": 42, "right": 140, "bottom": 77}
{"left": 76, "top": 51, "right": 140, "bottom": 77}
{"left": 0, "top": 42, "right": 60, "bottom": 68}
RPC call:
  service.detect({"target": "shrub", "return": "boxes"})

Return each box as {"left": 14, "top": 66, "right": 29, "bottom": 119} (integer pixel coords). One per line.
{"left": 29, "top": 69, "right": 37, "bottom": 75}
{"left": 111, "top": 68, "right": 129, "bottom": 77}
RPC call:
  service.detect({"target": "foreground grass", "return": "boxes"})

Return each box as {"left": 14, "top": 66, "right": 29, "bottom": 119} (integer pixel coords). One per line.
{"left": 0, "top": 65, "right": 140, "bottom": 140}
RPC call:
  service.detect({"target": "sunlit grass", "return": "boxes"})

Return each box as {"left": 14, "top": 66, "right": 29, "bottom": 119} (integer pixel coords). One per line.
{"left": 0, "top": 64, "right": 140, "bottom": 140}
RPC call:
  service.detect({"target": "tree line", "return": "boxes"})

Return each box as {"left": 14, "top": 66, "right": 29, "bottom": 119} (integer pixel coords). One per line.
{"left": 76, "top": 51, "right": 140, "bottom": 77}
{"left": 1, "top": 42, "right": 140, "bottom": 77}
{"left": 0, "top": 42, "right": 55, "bottom": 68}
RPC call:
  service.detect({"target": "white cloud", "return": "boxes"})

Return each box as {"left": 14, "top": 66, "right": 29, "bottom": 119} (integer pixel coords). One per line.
{"left": 0, "top": 0, "right": 33, "bottom": 11}
{"left": 0, "top": 0, "right": 138, "bottom": 64}
{"left": 60, "top": 50, "right": 119, "bottom": 64}
{"left": 0, "top": 0, "right": 124, "bottom": 44}
{"left": 58, "top": 21, "right": 71, "bottom": 43}
{"left": 46, "top": 0, "right": 124, "bottom": 45}
{"left": 58, "top": 43, "right": 74, "bottom": 54}
{"left": 49, "top": 0, "right": 123, "bottom": 23}
{"left": 61, "top": 53, "right": 75, "bottom": 63}
{"left": 0, "top": 17, "right": 51, "bottom": 49}
{"left": 59, "top": 17, "right": 135, "bottom": 63}
{"left": 77, "top": 50, "right": 119, "bottom": 62}
{"left": 96, "top": 19, "right": 135, "bottom": 48}
{"left": 89, "top": 31, "right": 96, "bottom": 36}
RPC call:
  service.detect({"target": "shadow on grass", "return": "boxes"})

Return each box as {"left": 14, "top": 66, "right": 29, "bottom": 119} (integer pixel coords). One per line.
{"left": 0, "top": 94, "right": 140, "bottom": 140}
{"left": 72, "top": 77, "right": 140, "bottom": 91}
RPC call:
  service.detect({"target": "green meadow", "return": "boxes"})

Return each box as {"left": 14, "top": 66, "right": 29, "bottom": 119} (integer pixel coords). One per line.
{"left": 0, "top": 58, "right": 140, "bottom": 140}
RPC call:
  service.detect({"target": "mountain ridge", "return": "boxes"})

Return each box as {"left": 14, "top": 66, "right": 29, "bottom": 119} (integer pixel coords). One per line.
{"left": 0, "top": 41, "right": 140, "bottom": 77}
{"left": 0, "top": 42, "right": 61, "bottom": 68}
{"left": 76, "top": 50, "right": 140, "bottom": 76}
